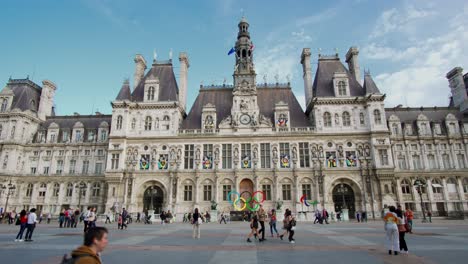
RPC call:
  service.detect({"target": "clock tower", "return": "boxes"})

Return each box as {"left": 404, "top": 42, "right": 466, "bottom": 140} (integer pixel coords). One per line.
{"left": 230, "top": 17, "right": 260, "bottom": 128}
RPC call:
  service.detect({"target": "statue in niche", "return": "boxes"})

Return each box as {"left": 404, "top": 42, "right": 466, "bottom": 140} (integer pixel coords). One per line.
{"left": 170, "top": 149, "right": 176, "bottom": 160}
{"left": 292, "top": 146, "right": 298, "bottom": 159}
{"left": 251, "top": 114, "right": 257, "bottom": 126}
{"left": 272, "top": 147, "right": 278, "bottom": 158}
{"left": 253, "top": 146, "right": 258, "bottom": 159}
{"left": 196, "top": 148, "right": 201, "bottom": 161}
{"left": 214, "top": 148, "right": 219, "bottom": 160}
{"left": 234, "top": 147, "right": 239, "bottom": 159}
{"left": 240, "top": 100, "right": 248, "bottom": 111}
{"left": 177, "top": 149, "right": 182, "bottom": 160}
{"left": 155, "top": 118, "right": 159, "bottom": 129}
{"left": 204, "top": 115, "right": 214, "bottom": 129}
{"left": 335, "top": 113, "right": 340, "bottom": 125}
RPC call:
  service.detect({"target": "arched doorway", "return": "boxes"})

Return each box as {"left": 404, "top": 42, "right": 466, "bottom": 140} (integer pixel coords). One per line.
{"left": 332, "top": 183, "right": 356, "bottom": 218}
{"left": 239, "top": 178, "right": 254, "bottom": 211}
{"left": 143, "top": 185, "right": 164, "bottom": 214}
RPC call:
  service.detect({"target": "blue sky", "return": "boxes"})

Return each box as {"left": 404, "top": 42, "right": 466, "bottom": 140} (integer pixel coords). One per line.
{"left": 1, "top": 0, "right": 467, "bottom": 115}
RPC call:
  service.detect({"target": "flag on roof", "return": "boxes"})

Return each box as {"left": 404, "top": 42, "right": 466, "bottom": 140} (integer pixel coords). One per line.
{"left": 227, "top": 47, "right": 235, "bottom": 55}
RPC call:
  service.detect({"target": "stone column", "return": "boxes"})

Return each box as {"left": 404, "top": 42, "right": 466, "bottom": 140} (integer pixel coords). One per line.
{"left": 450, "top": 144, "right": 458, "bottom": 169}
{"left": 123, "top": 176, "right": 128, "bottom": 207}
{"left": 395, "top": 178, "right": 403, "bottom": 205}
{"left": 426, "top": 178, "right": 434, "bottom": 211}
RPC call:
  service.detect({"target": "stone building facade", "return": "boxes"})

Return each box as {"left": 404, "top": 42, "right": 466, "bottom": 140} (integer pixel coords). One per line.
{"left": 1, "top": 18, "right": 468, "bottom": 219}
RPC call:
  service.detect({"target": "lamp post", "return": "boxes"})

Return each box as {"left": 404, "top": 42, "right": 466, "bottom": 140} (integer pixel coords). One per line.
{"left": 75, "top": 182, "right": 87, "bottom": 211}
{"left": 413, "top": 178, "right": 428, "bottom": 223}
{"left": 0, "top": 179, "right": 16, "bottom": 220}
{"left": 313, "top": 146, "right": 324, "bottom": 211}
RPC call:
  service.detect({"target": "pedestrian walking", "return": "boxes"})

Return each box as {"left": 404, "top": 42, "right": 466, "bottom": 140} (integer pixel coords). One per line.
{"left": 396, "top": 205, "right": 409, "bottom": 254}
{"left": 383, "top": 206, "right": 400, "bottom": 255}
{"left": 65, "top": 227, "right": 108, "bottom": 264}
{"left": 427, "top": 211, "right": 432, "bottom": 223}
{"left": 192, "top": 208, "right": 201, "bottom": 239}
{"left": 404, "top": 207, "right": 414, "bottom": 233}
{"left": 322, "top": 208, "right": 329, "bottom": 224}
{"left": 219, "top": 211, "right": 227, "bottom": 224}
{"left": 47, "top": 212, "right": 51, "bottom": 224}
{"left": 279, "top": 209, "right": 291, "bottom": 240}
{"left": 356, "top": 211, "right": 361, "bottom": 222}
{"left": 362, "top": 211, "right": 367, "bottom": 222}
{"left": 136, "top": 212, "right": 141, "bottom": 223}
{"left": 257, "top": 204, "right": 267, "bottom": 241}
{"left": 269, "top": 209, "right": 279, "bottom": 237}
{"left": 15, "top": 210, "right": 28, "bottom": 242}
{"left": 59, "top": 210, "right": 65, "bottom": 228}
{"left": 287, "top": 215, "right": 296, "bottom": 243}
{"left": 246, "top": 215, "right": 260, "bottom": 243}
{"left": 24, "top": 208, "right": 38, "bottom": 242}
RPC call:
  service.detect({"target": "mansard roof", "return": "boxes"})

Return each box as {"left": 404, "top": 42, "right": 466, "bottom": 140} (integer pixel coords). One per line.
{"left": 4, "top": 78, "right": 41, "bottom": 112}
{"left": 312, "top": 55, "right": 364, "bottom": 97}
{"left": 131, "top": 61, "right": 179, "bottom": 102}
{"left": 115, "top": 79, "right": 131, "bottom": 101}
{"left": 363, "top": 72, "right": 381, "bottom": 94}
{"left": 385, "top": 106, "right": 466, "bottom": 123}
{"left": 181, "top": 85, "right": 311, "bottom": 129}
{"left": 39, "top": 114, "right": 112, "bottom": 131}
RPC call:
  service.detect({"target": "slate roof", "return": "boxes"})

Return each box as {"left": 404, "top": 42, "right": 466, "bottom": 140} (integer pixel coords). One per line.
{"left": 385, "top": 107, "right": 466, "bottom": 123}
{"left": 39, "top": 115, "right": 112, "bottom": 130}
{"left": 312, "top": 56, "right": 364, "bottom": 97}
{"left": 181, "top": 86, "right": 311, "bottom": 129}
{"left": 363, "top": 72, "right": 381, "bottom": 94}
{"left": 4, "top": 78, "right": 42, "bottom": 112}
{"left": 131, "top": 61, "right": 179, "bottom": 102}
{"left": 115, "top": 79, "right": 131, "bottom": 101}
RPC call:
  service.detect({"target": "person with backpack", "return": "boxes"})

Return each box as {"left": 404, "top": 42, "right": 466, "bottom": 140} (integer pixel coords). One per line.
{"left": 63, "top": 227, "right": 108, "bottom": 264}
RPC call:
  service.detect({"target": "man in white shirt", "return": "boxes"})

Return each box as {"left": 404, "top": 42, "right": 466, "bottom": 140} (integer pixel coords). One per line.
{"left": 25, "top": 208, "right": 38, "bottom": 242}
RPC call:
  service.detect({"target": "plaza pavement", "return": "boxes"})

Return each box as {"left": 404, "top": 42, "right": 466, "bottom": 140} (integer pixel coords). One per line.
{"left": 0, "top": 219, "right": 467, "bottom": 264}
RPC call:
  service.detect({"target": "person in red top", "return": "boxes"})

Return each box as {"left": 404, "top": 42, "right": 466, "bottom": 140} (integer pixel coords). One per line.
{"left": 15, "top": 209, "right": 28, "bottom": 242}
{"left": 405, "top": 208, "right": 414, "bottom": 233}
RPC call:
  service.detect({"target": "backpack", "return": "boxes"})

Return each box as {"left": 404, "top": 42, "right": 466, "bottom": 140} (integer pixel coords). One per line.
{"left": 60, "top": 253, "right": 91, "bottom": 264}
{"left": 290, "top": 219, "right": 296, "bottom": 227}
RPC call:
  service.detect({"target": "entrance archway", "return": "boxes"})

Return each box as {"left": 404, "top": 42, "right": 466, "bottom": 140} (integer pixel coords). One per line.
{"left": 239, "top": 178, "right": 254, "bottom": 211}
{"left": 332, "top": 183, "right": 356, "bottom": 218}
{"left": 143, "top": 185, "right": 164, "bottom": 214}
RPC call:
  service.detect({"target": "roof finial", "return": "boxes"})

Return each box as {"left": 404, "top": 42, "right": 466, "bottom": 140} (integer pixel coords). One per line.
{"left": 263, "top": 74, "right": 267, "bottom": 84}
{"left": 153, "top": 49, "right": 157, "bottom": 62}
{"left": 274, "top": 73, "right": 279, "bottom": 84}
{"left": 286, "top": 74, "right": 291, "bottom": 83}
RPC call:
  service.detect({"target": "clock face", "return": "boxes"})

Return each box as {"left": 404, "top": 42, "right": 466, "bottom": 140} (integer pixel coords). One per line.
{"left": 240, "top": 114, "right": 251, "bottom": 125}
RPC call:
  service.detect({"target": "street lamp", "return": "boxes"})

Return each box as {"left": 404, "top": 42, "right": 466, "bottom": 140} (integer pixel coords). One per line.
{"left": 413, "top": 178, "right": 428, "bottom": 223}
{"left": 336, "top": 184, "right": 348, "bottom": 209}
{"left": 0, "top": 179, "right": 16, "bottom": 218}
{"left": 313, "top": 146, "right": 325, "bottom": 209}
{"left": 75, "top": 182, "right": 87, "bottom": 210}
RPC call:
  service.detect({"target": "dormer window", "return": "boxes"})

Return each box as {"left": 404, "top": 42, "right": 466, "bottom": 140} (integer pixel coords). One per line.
{"left": 1, "top": 98, "right": 7, "bottom": 112}
{"left": 392, "top": 124, "right": 399, "bottom": 135}
{"left": 338, "top": 81, "right": 347, "bottom": 96}
{"left": 147, "top": 86, "right": 155, "bottom": 101}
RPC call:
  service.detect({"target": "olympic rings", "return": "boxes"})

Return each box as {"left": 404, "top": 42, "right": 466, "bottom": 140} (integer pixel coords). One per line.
{"left": 227, "top": 190, "right": 265, "bottom": 212}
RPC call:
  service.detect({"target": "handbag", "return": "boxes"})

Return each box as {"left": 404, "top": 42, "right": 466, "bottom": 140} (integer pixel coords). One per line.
{"left": 197, "top": 217, "right": 203, "bottom": 225}
{"left": 397, "top": 224, "right": 406, "bottom": 232}
{"left": 15, "top": 218, "right": 21, "bottom": 226}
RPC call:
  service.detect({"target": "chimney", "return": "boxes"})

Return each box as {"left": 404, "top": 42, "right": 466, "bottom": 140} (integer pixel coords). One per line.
{"left": 346, "top": 47, "right": 361, "bottom": 85}
{"left": 133, "top": 54, "right": 147, "bottom": 90}
{"left": 179, "top": 52, "right": 190, "bottom": 112}
{"left": 38, "top": 80, "right": 57, "bottom": 120}
{"left": 301, "top": 48, "right": 312, "bottom": 108}
{"left": 446, "top": 67, "right": 467, "bottom": 111}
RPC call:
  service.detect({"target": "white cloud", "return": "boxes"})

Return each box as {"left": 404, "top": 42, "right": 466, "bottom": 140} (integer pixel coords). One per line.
{"left": 295, "top": 7, "right": 338, "bottom": 27}
{"left": 291, "top": 29, "right": 312, "bottom": 43}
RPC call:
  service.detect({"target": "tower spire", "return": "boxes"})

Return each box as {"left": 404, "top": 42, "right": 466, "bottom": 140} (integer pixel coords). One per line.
{"left": 233, "top": 17, "right": 256, "bottom": 87}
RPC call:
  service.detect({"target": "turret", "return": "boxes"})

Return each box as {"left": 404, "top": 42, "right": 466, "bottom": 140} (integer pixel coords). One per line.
{"left": 37, "top": 79, "right": 56, "bottom": 120}
{"left": 345, "top": 47, "right": 361, "bottom": 85}
{"left": 134, "top": 54, "right": 147, "bottom": 90}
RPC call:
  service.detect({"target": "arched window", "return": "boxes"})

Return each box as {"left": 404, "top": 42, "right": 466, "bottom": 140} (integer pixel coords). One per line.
{"left": 163, "top": 115, "right": 170, "bottom": 121}
{"left": 147, "top": 86, "right": 155, "bottom": 101}
{"left": 447, "top": 178, "right": 458, "bottom": 194}
{"left": 26, "top": 183, "right": 34, "bottom": 197}
{"left": 432, "top": 179, "right": 443, "bottom": 194}
{"left": 463, "top": 178, "right": 468, "bottom": 193}
{"left": 116, "top": 115, "right": 123, "bottom": 130}
{"left": 338, "top": 81, "right": 346, "bottom": 95}
{"left": 342, "top": 112, "right": 351, "bottom": 126}
{"left": 1, "top": 98, "right": 8, "bottom": 112}
{"left": 323, "top": 112, "right": 332, "bottom": 127}
{"left": 53, "top": 183, "right": 60, "bottom": 197}
{"left": 359, "top": 113, "right": 365, "bottom": 125}
{"left": 66, "top": 183, "right": 73, "bottom": 197}
{"left": 401, "top": 179, "right": 410, "bottom": 194}
{"left": 242, "top": 49, "right": 246, "bottom": 58}
{"left": 145, "top": 116, "right": 152, "bottom": 130}
{"left": 392, "top": 124, "right": 399, "bottom": 135}
{"left": 373, "top": 109, "right": 381, "bottom": 125}
{"left": 92, "top": 183, "right": 101, "bottom": 197}
{"left": 131, "top": 118, "right": 136, "bottom": 130}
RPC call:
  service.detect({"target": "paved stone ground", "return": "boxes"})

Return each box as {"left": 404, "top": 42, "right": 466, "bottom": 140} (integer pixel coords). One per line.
{"left": 1, "top": 219, "right": 467, "bottom": 264}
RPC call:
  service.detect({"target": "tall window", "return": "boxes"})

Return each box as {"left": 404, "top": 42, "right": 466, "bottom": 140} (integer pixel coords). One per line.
{"left": 53, "top": 183, "right": 60, "bottom": 197}
{"left": 38, "top": 183, "right": 47, "bottom": 197}
{"left": 378, "top": 149, "right": 388, "bottom": 166}
{"left": 75, "top": 130, "right": 82, "bottom": 142}
{"left": 55, "top": 160, "right": 63, "bottom": 174}
{"left": 100, "top": 130, "right": 107, "bottom": 141}
{"left": 260, "top": 143, "right": 271, "bottom": 168}
{"left": 457, "top": 154, "right": 466, "bottom": 168}
{"left": 299, "top": 142, "right": 310, "bottom": 168}
{"left": 184, "top": 144, "right": 194, "bottom": 169}
{"left": 463, "top": 178, "right": 468, "bottom": 193}
{"left": 111, "top": 154, "right": 119, "bottom": 169}
{"left": 447, "top": 178, "right": 458, "bottom": 194}
{"left": 184, "top": 185, "right": 193, "bottom": 201}
{"left": 145, "top": 116, "right": 152, "bottom": 130}
{"left": 262, "top": 184, "right": 272, "bottom": 200}
{"left": 442, "top": 154, "right": 451, "bottom": 169}
{"left": 401, "top": 179, "right": 410, "bottom": 194}
{"left": 131, "top": 118, "right": 136, "bottom": 129}
{"left": 373, "top": 109, "right": 381, "bottom": 125}
{"left": 82, "top": 160, "right": 89, "bottom": 174}
{"left": 116, "top": 116, "right": 123, "bottom": 130}
{"left": 43, "top": 166, "right": 49, "bottom": 175}
{"left": 69, "top": 160, "right": 76, "bottom": 174}
{"left": 412, "top": 155, "right": 421, "bottom": 170}
{"left": 432, "top": 179, "right": 442, "bottom": 194}
{"left": 398, "top": 155, "right": 407, "bottom": 169}
{"left": 222, "top": 144, "right": 232, "bottom": 169}
{"left": 338, "top": 81, "right": 347, "bottom": 95}
{"left": 26, "top": 183, "right": 33, "bottom": 197}
{"left": 147, "top": 86, "right": 155, "bottom": 100}
{"left": 428, "top": 155, "right": 437, "bottom": 169}
{"left": 392, "top": 124, "right": 399, "bottom": 135}
{"left": 203, "top": 185, "right": 212, "bottom": 201}
{"left": 323, "top": 112, "right": 332, "bottom": 127}
{"left": 0, "top": 98, "right": 8, "bottom": 112}
{"left": 302, "top": 184, "right": 312, "bottom": 199}
{"left": 92, "top": 183, "right": 101, "bottom": 197}
{"left": 66, "top": 183, "right": 73, "bottom": 197}
{"left": 95, "top": 163, "right": 103, "bottom": 174}
{"left": 282, "top": 184, "right": 291, "bottom": 200}
{"left": 341, "top": 112, "right": 350, "bottom": 126}
{"left": 222, "top": 185, "right": 232, "bottom": 201}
